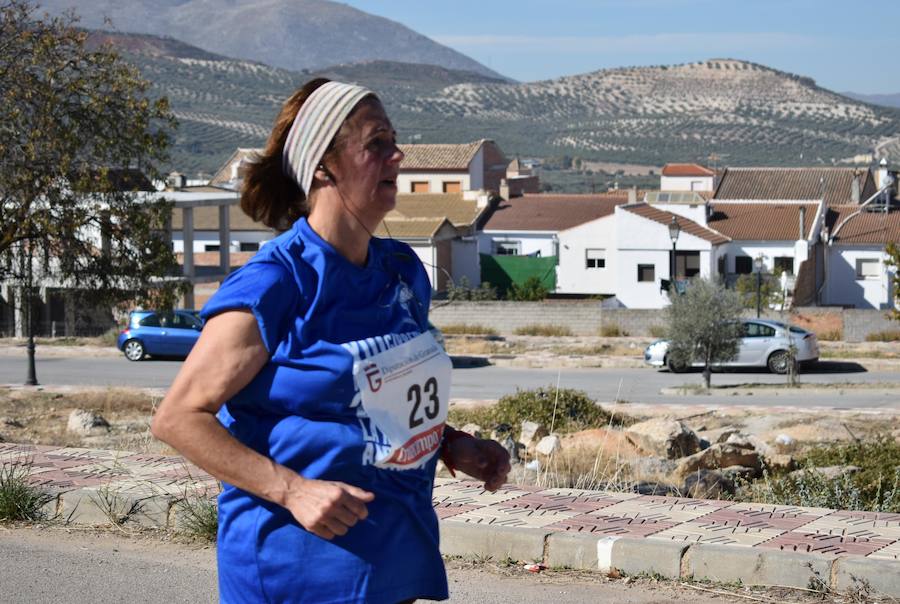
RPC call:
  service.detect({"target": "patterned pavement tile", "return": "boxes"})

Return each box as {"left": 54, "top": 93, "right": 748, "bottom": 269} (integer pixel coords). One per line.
{"left": 431, "top": 481, "right": 534, "bottom": 508}
{"left": 868, "top": 541, "right": 900, "bottom": 561}
{"left": 496, "top": 491, "right": 619, "bottom": 514}
{"left": 547, "top": 513, "right": 675, "bottom": 537}
{"left": 447, "top": 504, "right": 578, "bottom": 528}
{"left": 726, "top": 501, "right": 835, "bottom": 518}
{"left": 433, "top": 502, "right": 479, "bottom": 520}
{"left": 797, "top": 514, "right": 900, "bottom": 541}
{"left": 590, "top": 496, "right": 728, "bottom": 524}
{"left": 831, "top": 510, "right": 900, "bottom": 523}
{"left": 758, "top": 532, "right": 893, "bottom": 556}
{"left": 649, "top": 522, "right": 783, "bottom": 546}
{"left": 697, "top": 508, "right": 820, "bottom": 532}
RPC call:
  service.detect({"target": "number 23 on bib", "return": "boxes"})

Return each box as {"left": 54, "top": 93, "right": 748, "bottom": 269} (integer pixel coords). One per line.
{"left": 352, "top": 331, "right": 452, "bottom": 470}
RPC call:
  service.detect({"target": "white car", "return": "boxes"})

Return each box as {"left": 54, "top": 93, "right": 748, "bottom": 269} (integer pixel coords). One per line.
{"left": 644, "top": 318, "right": 819, "bottom": 374}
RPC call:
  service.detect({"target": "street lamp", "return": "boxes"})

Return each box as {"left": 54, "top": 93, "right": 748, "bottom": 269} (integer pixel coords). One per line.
{"left": 668, "top": 216, "right": 681, "bottom": 288}
{"left": 755, "top": 254, "right": 764, "bottom": 318}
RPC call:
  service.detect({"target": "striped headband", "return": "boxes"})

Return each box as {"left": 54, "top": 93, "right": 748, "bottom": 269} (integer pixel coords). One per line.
{"left": 282, "top": 81, "right": 374, "bottom": 195}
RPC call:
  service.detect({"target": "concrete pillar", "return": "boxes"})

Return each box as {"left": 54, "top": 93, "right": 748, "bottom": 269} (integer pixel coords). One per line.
{"left": 64, "top": 291, "right": 75, "bottom": 336}
{"left": 183, "top": 207, "right": 195, "bottom": 279}
{"left": 219, "top": 204, "right": 231, "bottom": 275}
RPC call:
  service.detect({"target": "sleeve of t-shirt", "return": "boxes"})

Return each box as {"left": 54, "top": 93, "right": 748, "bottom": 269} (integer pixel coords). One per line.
{"left": 199, "top": 260, "right": 299, "bottom": 354}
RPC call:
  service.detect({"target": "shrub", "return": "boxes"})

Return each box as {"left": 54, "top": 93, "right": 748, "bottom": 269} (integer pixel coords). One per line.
{"left": 648, "top": 325, "right": 667, "bottom": 338}
{"left": 176, "top": 492, "right": 219, "bottom": 543}
{"left": 599, "top": 323, "right": 628, "bottom": 337}
{"left": 0, "top": 459, "right": 54, "bottom": 522}
{"left": 865, "top": 329, "right": 900, "bottom": 342}
{"left": 507, "top": 276, "right": 548, "bottom": 301}
{"left": 817, "top": 328, "right": 843, "bottom": 341}
{"left": 448, "top": 386, "right": 624, "bottom": 439}
{"left": 514, "top": 324, "right": 572, "bottom": 337}
{"left": 447, "top": 277, "right": 498, "bottom": 302}
{"left": 437, "top": 324, "right": 498, "bottom": 336}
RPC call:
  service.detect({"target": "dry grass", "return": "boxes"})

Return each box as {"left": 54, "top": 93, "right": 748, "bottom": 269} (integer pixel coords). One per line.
{"left": 514, "top": 324, "right": 574, "bottom": 337}
{"left": 437, "top": 324, "right": 498, "bottom": 336}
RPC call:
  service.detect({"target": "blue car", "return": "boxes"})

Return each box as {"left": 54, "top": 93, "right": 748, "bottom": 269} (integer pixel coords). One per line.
{"left": 117, "top": 309, "right": 203, "bottom": 361}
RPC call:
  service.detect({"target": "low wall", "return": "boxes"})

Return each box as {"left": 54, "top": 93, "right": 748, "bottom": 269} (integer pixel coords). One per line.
{"left": 429, "top": 301, "right": 898, "bottom": 342}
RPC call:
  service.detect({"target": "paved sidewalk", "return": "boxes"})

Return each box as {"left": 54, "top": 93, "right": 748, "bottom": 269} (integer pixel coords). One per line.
{"left": 3, "top": 442, "right": 900, "bottom": 597}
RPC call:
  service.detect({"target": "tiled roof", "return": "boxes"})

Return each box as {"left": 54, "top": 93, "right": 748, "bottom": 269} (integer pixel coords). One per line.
{"left": 662, "top": 163, "right": 715, "bottom": 177}
{"left": 483, "top": 192, "right": 633, "bottom": 232}
{"left": 713, "top": 167, "right": 877, "bottom": 207}
{"left": 827, "top": 205, "right": 900, "bottom": 245}
{"left": 171, "top": 204, "right": 268, "bottom": 231}
{"left": 391, "top": 193, "right": 481, "bottom": 228}
{"left": 398, "top": 141, "right": 484, "bottom": 170}
{"left": 209, "top": 148, "right": 260, "bottom": 187}
{"left": 708, "top": 202, "right": 819, "bottom": 241}
{"left": 621, "top": 204, "right": 730, "bottom": 244}
{"left": 374, "top": 217, "right": 450, "bottom": 239}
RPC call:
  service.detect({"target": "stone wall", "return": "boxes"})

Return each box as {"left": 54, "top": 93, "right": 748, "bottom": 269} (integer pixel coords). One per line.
{"left": 429, "top": 301, "right": 898, "bottom": 342}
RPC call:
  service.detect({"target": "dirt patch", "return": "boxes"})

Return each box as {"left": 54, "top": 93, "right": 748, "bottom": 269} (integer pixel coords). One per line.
{"left": 0, "top": 386, "right": 172, "bottom": 454}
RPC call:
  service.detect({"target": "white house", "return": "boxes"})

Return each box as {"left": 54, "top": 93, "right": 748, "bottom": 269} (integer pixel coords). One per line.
{"left": 660, "top": 163, "right": 716, "bottom": 192}
{"left": 396, "top": 140, "right": 509, "bottom": 194}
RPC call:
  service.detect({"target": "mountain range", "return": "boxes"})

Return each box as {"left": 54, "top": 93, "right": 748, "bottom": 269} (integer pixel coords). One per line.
{"left": 38, "top": 0, "right": 505, "bottom": 79}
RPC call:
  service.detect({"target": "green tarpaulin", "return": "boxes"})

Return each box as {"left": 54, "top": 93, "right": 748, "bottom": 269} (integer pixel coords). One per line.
{"left": 480, "top": 254, "right": 557, "bottom": 293}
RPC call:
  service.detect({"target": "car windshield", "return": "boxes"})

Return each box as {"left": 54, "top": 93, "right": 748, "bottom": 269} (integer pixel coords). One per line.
{"left": 788, "top": 325, "right": 809, "bottom": 334}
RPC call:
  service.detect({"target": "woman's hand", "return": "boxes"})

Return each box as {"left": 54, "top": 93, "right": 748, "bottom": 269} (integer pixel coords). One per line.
{"left": 444, "top": 436, "right": 511, "bottom": 492}
{"left": 283, "top": 478, "right": 375, "bottom": 540}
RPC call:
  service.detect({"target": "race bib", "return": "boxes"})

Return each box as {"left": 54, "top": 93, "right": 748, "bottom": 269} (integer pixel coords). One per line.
{"left": 352, "top": 330, "right": 452, "bottom": 470}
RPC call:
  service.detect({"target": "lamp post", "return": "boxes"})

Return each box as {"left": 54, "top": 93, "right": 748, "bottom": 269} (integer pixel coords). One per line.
{"left": 755, "top": 254, "right": 764, "bottom": 318}
{"left": 668, "top": 216, "right": 681, "bottom": 289}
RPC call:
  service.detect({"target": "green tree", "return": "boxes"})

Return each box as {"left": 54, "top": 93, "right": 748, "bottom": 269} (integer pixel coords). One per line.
{"left": 887, "top": 242, "right": 900, "bottom": 320}
{"left": 665, "top": 278, "right": 743, "bottom": 389}
{"left": 507, "top": 276, "right": 548, "bottom": 301}
{"left": 1, "top": 1, "right": 181, "bottom": 379}
{"left": 734, "top": 271, "right": 782, "bottom": 311}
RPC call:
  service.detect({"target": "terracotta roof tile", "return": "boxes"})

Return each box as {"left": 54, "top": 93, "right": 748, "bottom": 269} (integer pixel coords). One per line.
{"left": 398, "top": 141, "right": 484, "bottom": 170}
{"left": 827, "top": 205, "right": 900, "bottom": 245}
{"left": 374, "top": 217, "right": 450, "bottom": 239}
{"left": 708, "top": 202, "right": 819, "bottom": 241}
{"left": 483, "top": 193, "right": 632, "bottom": 231}
{"left": 390, "top": 193, "right": 481, "bottom": 227}
{"left": 621, "top": 204, "right": 730, "bottom": 244}
{"left": 662, "top": 163, "right": 715, "bottom": 177}
{"left": 713, "top": 167, "right": 876, "bottom": 207}
{"left": 171, "top": 204, "right": 268, "bottom": 231}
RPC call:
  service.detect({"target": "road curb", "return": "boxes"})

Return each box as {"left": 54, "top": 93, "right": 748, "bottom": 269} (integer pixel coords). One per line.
{"left": 833, "top": 556, "right": 900, "bottom": 598}
{"left": 438, "top": 521, "right": 547, "bottom": 563}
{"left": 681, "top": 543, "right": 833, "bottom": 590}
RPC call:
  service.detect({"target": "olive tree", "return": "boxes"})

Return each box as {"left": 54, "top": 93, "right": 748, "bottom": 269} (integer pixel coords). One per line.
{"left": 665, "top": 278, "right": 743, "bottom": 389}
{"left": 0, "top": 1, "right": 181, "bottom": 380}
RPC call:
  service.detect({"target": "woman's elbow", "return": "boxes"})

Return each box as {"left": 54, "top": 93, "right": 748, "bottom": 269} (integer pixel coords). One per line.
{"left": 150, "top": 404, "right": 177, "bottom": 445}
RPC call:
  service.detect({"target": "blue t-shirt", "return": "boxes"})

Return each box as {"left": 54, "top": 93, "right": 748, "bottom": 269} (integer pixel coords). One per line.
{"left": 201, "top": 218, "right": 448, "bottom": 604}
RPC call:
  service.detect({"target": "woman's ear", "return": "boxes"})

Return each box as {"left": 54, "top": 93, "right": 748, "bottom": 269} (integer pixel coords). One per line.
{"left": 315, "top": 163, "right": 335, "bottom": 184}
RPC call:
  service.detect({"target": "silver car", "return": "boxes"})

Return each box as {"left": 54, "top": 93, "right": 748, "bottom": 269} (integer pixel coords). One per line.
{"left": 643, "top": 318, "right": 819, "bottom": 374}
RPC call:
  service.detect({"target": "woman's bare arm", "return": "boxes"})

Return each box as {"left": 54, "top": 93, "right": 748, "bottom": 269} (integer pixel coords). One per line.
{"left": 151, "top": 310, "right": 373, "bottom": 540}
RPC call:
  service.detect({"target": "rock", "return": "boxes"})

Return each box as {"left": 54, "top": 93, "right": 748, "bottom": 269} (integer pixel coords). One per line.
{"left": 724, "top": 433, "right": 756, "bottom": 450}
{"left": 1, "top": 417, "right": 23, "bottom": 428}
{"left": 459, "top": 423, "right": 483, "bottom": 438}
{"left": 535, "top": 434, "right": 561, "bottom": 456}
{"left": 674, "top": 443, "right": 762, "bottom": 481}
{"left": 698, "top": 438, "right": 711, "bottom": 450}
{"left": 66, "top": 409, "right": 110, "bottom": 435}
{"left": 490, "top": 423, "right": 512, "bottom": 442}
{"left": 720, "top": 465, "right": 758, "bottom": 482}
{"left": 519, "top": 421, "right": 548, "bottom": 450}
{"left": 713, "top": 427, "right": 743, "bottom": 444}
{"left": 628, "top": 456, "right": 679, "bottom": 480}
{"left": 682, "top": 469, "right": 735, "bottom": 499}
{"left": 764, "top": 454, "right": 798, "bottom": 473}
{"left": 499, "top": 435, "right": 520, "bottom": 463}
{"left": 625, "top": 418, "right": 701, "bottom": 460}
{"left": 789, "top": 465, "right": 860, "bottom": 481}
{"left": 631, "top": 481, "right": 677, "bottom": 496}
{"left": 774, "top": 434, "right": 798, "bottom": 453}
{"left": 0, "top": 432, "right": 5, "bottom": 443}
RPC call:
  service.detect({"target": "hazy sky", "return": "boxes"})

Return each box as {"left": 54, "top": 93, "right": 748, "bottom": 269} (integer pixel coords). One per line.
{"left": 342, "top": 0, "right": 897, "bottom": 94}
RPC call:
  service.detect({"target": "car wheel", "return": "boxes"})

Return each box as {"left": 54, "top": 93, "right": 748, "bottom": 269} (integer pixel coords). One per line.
{"left": 666, "top": 356, "right": 689, "bottom": 373}
{"left": 123, "top": 339, "right": 146, "bottom": 361}
{"left": 767, "top": 350, "right": 790, "bottom": 374}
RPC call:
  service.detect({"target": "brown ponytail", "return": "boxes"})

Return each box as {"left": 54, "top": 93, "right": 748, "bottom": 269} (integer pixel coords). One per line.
{"left": 240, "top": 78, "right": 331, "bottom": 232}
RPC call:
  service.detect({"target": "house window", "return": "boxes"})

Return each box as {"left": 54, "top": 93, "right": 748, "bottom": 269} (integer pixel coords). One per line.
{"left": 774, "top": 256, "right": 793, "bottom": 275}
{"left": 856, "top": 258, "right": 880, "bottom": 280}
{"left": 442, "top": 181, "right": 461, "bottom": 193}
{"left": 411, "top": 181, "right": 430, "bottom": 193}
{"left": 675, "top": 251, "right": 700, "bottom": 278}
{"left": 637, "top": 264, "right": 655, "bottom": 282}
{"left": 204, "top": 244, "right": 220, "bottom": 252}
{"left": 494, "top": 241, "right": 520, "bottom": 256}
{"left": 735, "top": 255, "right": 753, "bottom": 274}
{"left": 585, "top": 249, "right": 605, "bottom": 269}
{"left": 239, "top": 242, "right": 259, "bottom": 252}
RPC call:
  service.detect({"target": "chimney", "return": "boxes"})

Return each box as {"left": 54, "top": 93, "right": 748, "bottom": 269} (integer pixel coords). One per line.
{"left": 628, "top": 186, "right": 637, "bottom": 204}
{"left": 499, "top": 178, "right": 510, "bottom": 201}
{"left": 851, "top": 173, "right": 861, "bottom": 203}
{"left": 799, "top": 206, "right": 806, "bottom": 240}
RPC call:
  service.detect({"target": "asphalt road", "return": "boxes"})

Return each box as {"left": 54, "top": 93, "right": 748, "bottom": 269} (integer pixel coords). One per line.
{"left": 2, "top": 354, "right": 899, "bottom": 409}
{"left": 0, "top": 527, "right": 736, "bottom": 604}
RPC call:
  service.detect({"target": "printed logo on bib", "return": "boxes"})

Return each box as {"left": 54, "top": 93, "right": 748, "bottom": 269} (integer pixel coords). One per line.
{"left": 343, "top": 330, "right": 451, "bottom": 470}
